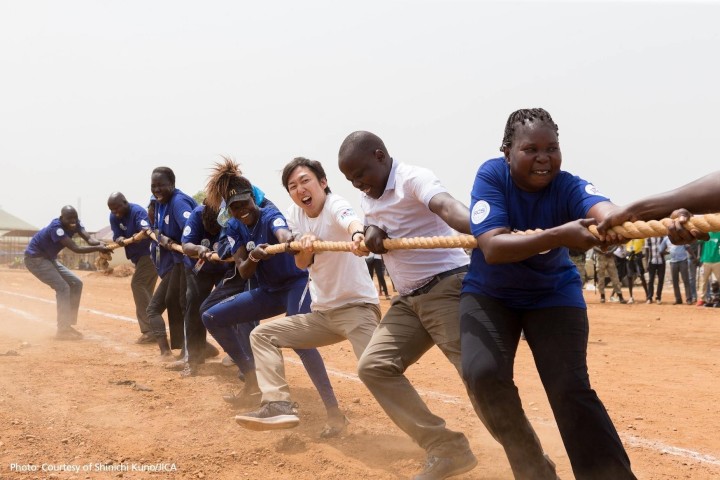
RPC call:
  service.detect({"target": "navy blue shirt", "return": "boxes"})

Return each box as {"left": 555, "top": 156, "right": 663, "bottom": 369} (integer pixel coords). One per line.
{"left": 154, "top": 188, "right": 197, "bottom": 264}
{"left": 227, "top": 205, "right": 307, "bottom": 291}
{"left": 462, "top": 157, "right": 608, "bottom": 309}
{"left": 25, "top": 218, "right": 82, "bottom": 260}
{"left": 181, "top": 206, "right": 230, "bottom": 274}
{"left": 109, "top": 203, "right": 153, "bottom": 265}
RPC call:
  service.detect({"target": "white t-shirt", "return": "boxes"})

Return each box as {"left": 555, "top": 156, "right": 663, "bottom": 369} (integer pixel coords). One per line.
{"left": 286, "top": 193, "right": 380, "bottom": 310}
{"left": 360, "top": 160, "right": 469, "bottom": 295}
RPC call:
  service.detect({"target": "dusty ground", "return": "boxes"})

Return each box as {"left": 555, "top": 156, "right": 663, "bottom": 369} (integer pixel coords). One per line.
{"left": 0, "top": 267, "right": 718, "bottom": 480}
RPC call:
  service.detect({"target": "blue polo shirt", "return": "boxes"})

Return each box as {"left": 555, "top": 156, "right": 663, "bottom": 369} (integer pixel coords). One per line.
{"left": 227, "top": 205, "right": 307, "bottom": 291}
{"left": 25, "top": 218, "right": 81, "bottom": 261}
{"left": 154, "top": 188, "right": 197, "bottom": 264}
{"left": 109, "top": 203, "right": 152, "bottom": 265}
{"left": 462, "top": 157, "right": 608, "bottom": 309}
{"left": 181, "top": 206, "right": 230, "bottom": 274}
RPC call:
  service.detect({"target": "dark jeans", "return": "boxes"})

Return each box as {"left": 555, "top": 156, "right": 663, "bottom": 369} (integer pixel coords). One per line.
{"left": 460, "top": 293, "right": 635, "bottom": 480}
{"left": 131, "top": 255, "right": 157, "bottom": 334}
{"left": 670, "top": 261, "right": 691, "bottom": 303}
{"left": 147, "top": 263, "right": 186, "bottom": 349}
{"left": 367, "top": 258, "right": 389, "bottom": 296}
{"left": 647, "top": 262, "right": 666, "bottom": 301}
{"left": 199, "top": 268, "right": 257, "bottom": 369}
{"left": 184, "top": 267, "right": 226, "bottom": 364}
{"left": 202, "top": 276, "right": 338, "bottom": 409}
{"left": 25, "top": 256, "right": 83, "bottom": 328}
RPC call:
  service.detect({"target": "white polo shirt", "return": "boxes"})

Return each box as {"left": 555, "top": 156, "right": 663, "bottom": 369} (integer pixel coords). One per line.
{"left": 360, "top": 160, "right": 469, "bottom": 295}
{"left": 286, "top": 193, "right": 379, "bottom": 310}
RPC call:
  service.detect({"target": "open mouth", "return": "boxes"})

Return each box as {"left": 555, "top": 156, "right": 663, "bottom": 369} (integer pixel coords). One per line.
{"left": 301, "top": 196, "right": 312, "bottom": 206}
{"left": 362, "top": 187, "right": 372, "bottom": 195}
{"left": 240, "top": 212, "right": 250, "bottom": 219}
{"left": 532, "top": 170, "right": 550, "bottom": 176}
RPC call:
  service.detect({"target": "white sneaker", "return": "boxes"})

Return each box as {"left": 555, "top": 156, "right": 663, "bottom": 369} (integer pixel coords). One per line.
{"left": 628, "top": 297, "right": 635, "bottom": 304}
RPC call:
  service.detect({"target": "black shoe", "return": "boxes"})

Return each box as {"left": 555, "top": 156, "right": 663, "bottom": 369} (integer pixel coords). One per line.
{"left": 234, "top": 401, "right": 300, "bottom": 431}
{"left": 412, "top": 451, "right": 478, "bottom": 480}
{"left": 56, "top": 326, "right": 83, "bottom": 341}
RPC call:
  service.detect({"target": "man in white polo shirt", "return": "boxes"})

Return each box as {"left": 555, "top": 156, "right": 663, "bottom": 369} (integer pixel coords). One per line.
{"left": 337, "top": 131, "right": 481, "bottom": 480}
{"left": 234, "top": 157, "right": 381, "bottom": 438}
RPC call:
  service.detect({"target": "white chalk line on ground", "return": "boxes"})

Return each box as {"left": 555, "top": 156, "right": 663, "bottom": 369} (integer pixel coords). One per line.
{"left": 1, "top": 289, "right": 719, "bottom": 467}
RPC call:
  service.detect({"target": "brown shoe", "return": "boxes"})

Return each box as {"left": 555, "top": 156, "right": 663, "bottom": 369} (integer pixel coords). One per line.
{"left": 136, "top": 332, "right": 155, "bottom": 344}
{"left": 412, "top": 451, "right": 478, "bottom": 480}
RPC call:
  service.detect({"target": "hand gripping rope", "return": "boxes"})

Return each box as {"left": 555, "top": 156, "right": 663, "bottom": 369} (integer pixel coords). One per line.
{"left": 101, "top": 213, "right": 720, "bottom": 261}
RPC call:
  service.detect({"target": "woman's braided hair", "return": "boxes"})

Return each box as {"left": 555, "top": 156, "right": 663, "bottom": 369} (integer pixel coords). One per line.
{"left": 500, "top": 108, "right": 559, "bottom": 152}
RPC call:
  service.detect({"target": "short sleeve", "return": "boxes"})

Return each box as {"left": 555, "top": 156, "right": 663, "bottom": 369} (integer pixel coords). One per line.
{"left": 329, "top": 196, "right": 360, "bottom": 230}
{"left": 181, "top": 209, "right": 203, "bottom": 244}
{"left": 469, "top": 161, "right": 509, "bottom": 237}
{"left": 405, "top": 166, "right": 447, "bottom": 207}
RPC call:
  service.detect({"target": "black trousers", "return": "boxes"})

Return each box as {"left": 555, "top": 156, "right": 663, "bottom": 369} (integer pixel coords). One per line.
{"left": 460, "top": 293, "right": 635, "bottom": 480}
{"left": 647, "top": 262, "right": 666, "bottom": 301}
{"left": 147, "top": 263, "right": 187, "bottom": 349}
{"left": 184, "top": 267, "right": 227, "bottom": 364}
{"left": 367, "top": 258, "right": 389, "bottom": 296}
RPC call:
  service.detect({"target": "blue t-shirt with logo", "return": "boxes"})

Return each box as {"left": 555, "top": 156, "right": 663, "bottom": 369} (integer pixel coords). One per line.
{"left": 25, "top": 218, "right": 81, "bottom": 261}
{"left": 181, "top": 205, "right": 230, "bottom": 274}
{"left": 154, "top": 189, "right": 197, "bottom": 264}
{"left": 109, "top": 203, "right": 153, "bottom": 265}
{"left": 462, "top": 157, "right": 608, "bottom": 309}
{"left": 227, "top": 205, "right": 307, "bottom": 291}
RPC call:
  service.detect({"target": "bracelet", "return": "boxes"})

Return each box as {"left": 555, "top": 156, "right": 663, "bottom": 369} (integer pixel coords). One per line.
{"left": 351, "top": 230, "right": 364, "bottom": 242}
{"left": 248, "top": 253, "right": 260, "bottom": 263}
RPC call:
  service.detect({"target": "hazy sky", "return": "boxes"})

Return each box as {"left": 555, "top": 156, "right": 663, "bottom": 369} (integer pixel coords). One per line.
{"left": 1, "top": 0, "right": 718, "bottom": 232}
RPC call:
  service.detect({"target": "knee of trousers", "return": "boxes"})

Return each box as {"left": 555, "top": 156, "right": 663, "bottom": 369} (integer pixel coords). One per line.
{"left": 461, "top": 357, "right": 506, "bottom": 399}
{"left": 357, "top": 352, "right": 405, "bottom": 384}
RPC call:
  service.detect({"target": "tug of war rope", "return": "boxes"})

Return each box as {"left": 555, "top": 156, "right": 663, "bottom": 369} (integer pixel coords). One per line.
{"left": 95, "top": 213, "right": 720, "bottom": 272}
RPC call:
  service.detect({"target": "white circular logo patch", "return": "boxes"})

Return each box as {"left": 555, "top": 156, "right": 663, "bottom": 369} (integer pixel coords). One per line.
{"left": 471, "top": 200, "right": 491, "bottom": 225}
{"left": 183, "top": 211, "right": 191, "bottom": 219}
{"left": 140, "top": 219, "right": 149, "bottom": 227}
{"left": 56, "top": 228, "right": 65, "bottom": 236}
{"left": 585, "top": 184, "right": 605, "bottom": 197}
{"left": 273, "top": 218, "right": 286, "bottom": 228}
{"left": 183, "top": 226, "right": 192, "bottom": 236}
{"left": 164, "top": 215, "right": 170, "bottom": 225}
{"left": 119, "top": 223, "right": 127, "bottom": 231}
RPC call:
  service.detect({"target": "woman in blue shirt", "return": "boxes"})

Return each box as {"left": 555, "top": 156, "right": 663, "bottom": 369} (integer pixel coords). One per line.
{"left": 460, "top": 109, "right": 635, "bottom": 479}
{"left": 202, "top": 163, "right": 342, "bottom": 435}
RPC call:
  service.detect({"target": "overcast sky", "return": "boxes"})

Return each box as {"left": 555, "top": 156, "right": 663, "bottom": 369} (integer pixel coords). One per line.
{"left": 1, "top": 0, "right": 718, "bottom": 232}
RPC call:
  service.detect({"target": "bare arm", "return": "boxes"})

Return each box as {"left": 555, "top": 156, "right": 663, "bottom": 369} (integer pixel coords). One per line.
{"left": 59, "top": 237, "right": 111, "bottom": 254}
{"left": 428, "top": 192, "right": 472, "bottom": 235}
{"left": 597, "top": 172, "right": 720, "bottom": 237}
{"left": 477, "top": 201, "right": 614, "bottom": 264}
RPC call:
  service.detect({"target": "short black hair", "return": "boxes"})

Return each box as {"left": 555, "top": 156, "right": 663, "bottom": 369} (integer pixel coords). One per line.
{"left": 281, "top": 157, "right": 331, "bottom": 194}
{"left": 500, "top": 108, "right": 559, "bottom": 151}
{"left": 152, "top": 166, "right": 176, "bottom": 185}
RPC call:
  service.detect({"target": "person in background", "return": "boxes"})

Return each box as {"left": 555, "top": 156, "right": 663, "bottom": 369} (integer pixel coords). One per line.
{"left": 645, "top": 236, "right": 669, "bottom": 305}
{"left": 107, "top": 192, "right": 157, "bottom": 344}
{"left": 25, "top": 206, "right": 112, "bottom": 340}
{"left": 668, "top": 243, "right": 691, "bottom": 305}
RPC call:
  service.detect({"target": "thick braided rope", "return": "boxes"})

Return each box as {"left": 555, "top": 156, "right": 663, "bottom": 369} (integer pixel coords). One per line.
{"left": 264, "top": 235, "right": 477, "bottom": 255}
{"left": 105, "top": 230, "right": 149, "bottom": 251}
{"left": 110, "top": 213, "right": 720, "bottom": 258}
{"left": 588, "top": 213, "right": 720, "bottom": 239}
{"left": 265, "top": 213, "right": 720, "bottom": 254}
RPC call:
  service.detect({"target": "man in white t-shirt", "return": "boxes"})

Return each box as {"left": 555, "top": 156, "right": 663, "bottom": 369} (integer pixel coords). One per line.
{"left": 338, "top": 131, "right": 482, "bottom": 480}
{"left": 234, "top": 157, "right": 381, "bottom": 438}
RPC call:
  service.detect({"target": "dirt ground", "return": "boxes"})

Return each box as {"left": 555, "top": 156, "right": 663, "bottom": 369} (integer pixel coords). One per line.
{"left": 0, "top": 267, "right": 718, "bottom": 480}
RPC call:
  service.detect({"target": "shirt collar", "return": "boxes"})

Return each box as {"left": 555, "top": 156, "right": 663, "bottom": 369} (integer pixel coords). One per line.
{"left": 383, "top": 158, "right": 398, "bottom": 194}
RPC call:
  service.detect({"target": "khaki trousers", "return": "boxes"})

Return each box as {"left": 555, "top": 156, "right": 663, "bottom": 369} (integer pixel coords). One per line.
{"left": 357, "top": 272, "right": 473, "bottom": 457}
{"left": 251, "top": 302, "right": 381, "bottom": 404}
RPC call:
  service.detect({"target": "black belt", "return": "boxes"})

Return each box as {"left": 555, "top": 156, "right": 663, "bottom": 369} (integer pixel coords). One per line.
{"left": 406, "top": 265, "right": 468, "bottom": 297}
